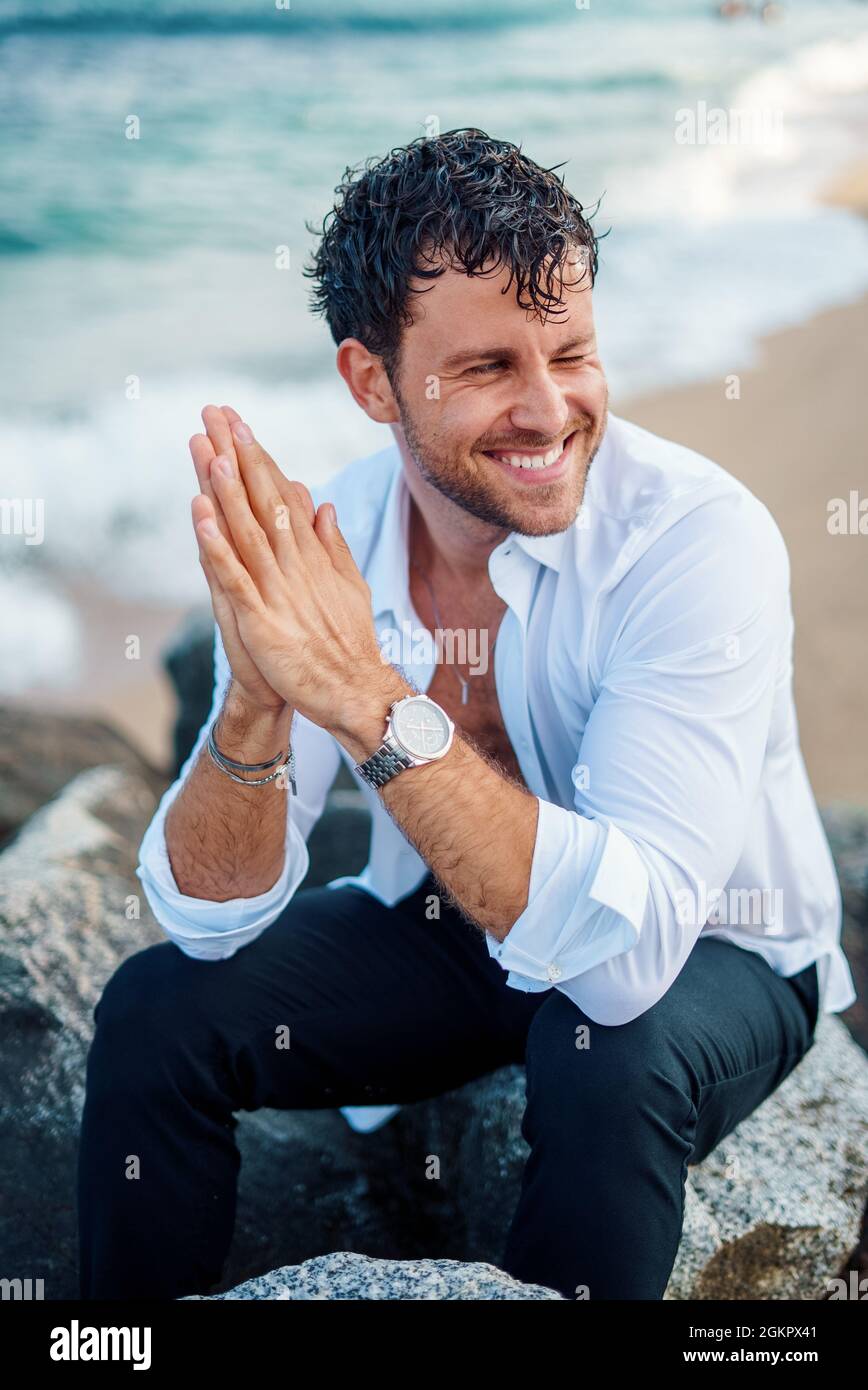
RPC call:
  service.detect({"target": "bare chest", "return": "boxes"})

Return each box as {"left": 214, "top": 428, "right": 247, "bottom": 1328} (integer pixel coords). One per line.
{"left": 421, "top": 632, "right": 527, "bottom": 789}
{"left": 408, "top": 564, "right": 528, "bottom": 785}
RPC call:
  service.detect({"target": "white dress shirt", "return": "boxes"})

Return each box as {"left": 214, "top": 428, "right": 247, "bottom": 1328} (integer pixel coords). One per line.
{"left": 137, "top": 412, "right": 856, "bottom": 1128}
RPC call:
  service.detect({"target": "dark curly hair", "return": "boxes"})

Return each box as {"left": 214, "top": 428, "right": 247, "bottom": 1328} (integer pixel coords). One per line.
{"left": 304, "top": 127, "right": 601, "bottom": 384}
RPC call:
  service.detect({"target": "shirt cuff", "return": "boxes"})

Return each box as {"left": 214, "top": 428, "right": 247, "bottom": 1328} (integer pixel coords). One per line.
{"left": 487, "top": 799, "right": 649, "bottom": 988}
{"left": 136, "top": 792, "right": 310, "bottom": 960}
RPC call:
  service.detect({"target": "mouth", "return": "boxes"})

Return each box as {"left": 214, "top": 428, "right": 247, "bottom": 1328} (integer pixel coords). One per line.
{"left": 480, "top": 430, "right": 576, "bottom": 484}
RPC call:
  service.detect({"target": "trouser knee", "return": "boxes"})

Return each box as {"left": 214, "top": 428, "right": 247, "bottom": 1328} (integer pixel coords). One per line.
{"left": 523, "top": 990, "right": 693, "bottom": 1140}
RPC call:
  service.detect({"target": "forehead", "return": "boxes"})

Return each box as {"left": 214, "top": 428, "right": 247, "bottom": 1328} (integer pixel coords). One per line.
{"left": 404, "top": 247, "right": 593, "bottom": 347}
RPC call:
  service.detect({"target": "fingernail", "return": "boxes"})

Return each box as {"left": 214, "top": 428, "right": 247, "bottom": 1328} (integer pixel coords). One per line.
{"left": 199, "top": 518, "right": 219, "bottom": 539}
{"left": 213, "top": 455, "right": 235, "bottom": 479}
{"left": 232, "top": 421, "right": 254, "bottom": 444}
{"left": 324, "top": 503, "right": 336, "bottom": 525}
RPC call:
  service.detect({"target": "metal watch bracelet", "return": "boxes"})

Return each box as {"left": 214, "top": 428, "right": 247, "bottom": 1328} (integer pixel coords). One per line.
{"left": 354, "top": 739, "right": 415, "bottom": 789}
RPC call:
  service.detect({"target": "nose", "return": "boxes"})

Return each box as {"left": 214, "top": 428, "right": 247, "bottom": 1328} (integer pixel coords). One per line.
{"left": 506, "top": 364, "right": 571, "bottom": 443}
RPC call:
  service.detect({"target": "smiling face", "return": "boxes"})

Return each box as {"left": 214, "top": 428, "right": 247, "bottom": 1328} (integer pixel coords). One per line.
{"left": 386, "top": 247, "right": 608, "bottom": 537}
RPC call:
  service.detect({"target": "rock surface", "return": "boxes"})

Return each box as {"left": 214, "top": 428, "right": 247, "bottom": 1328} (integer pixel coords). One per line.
{"left": 820, "top": 804, "right": 868, "bottom": 1052}
{"left": 667, "top": 1013, "right": 868, "bottom": 1299}
{"left": 0, "top": 761, "right": 166, "bottom": 1297}
{"left": 0, "top": 704, "right": 164, "bottom": 844}
{"left": 182, "top": 1250, "right": 563, "bottom": 1300}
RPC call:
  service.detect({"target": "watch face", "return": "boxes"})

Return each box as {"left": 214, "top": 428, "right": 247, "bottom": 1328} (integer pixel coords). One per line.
{"left": 391, "top": 697, "right": 452, "bottom": 759}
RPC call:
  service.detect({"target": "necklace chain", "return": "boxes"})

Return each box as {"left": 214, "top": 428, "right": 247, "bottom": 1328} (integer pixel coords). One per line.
{"left": 410, "top": 561, "right": 471, "bottom": 705}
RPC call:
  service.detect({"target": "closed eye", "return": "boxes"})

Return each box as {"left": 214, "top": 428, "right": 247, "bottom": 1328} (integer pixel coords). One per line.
{"left": 465, "top": 360, "right": 507, "bottom": 376}
{"left": 465, "top": 354, "right": 586, "bottom": 377}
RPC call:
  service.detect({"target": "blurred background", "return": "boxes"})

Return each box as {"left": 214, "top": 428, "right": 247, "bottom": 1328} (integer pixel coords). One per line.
{"left": 1, "top": 0, "right": 867, "bottom": 791}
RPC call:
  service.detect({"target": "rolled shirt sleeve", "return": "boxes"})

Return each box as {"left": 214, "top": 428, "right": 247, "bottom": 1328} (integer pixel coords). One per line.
{"left": 488, "top": 810, "right": 649, "bottom": 990}
{"left": 489, "top": 487, "right": 791, "bottom": 1025}
{"left": 136, "top": 791, "right": 313, "bottom": 962}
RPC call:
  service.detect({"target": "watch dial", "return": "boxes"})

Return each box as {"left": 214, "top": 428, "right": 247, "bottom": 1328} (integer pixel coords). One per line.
{"left": 392, "top": 698, "right": 451, "bottom": 758}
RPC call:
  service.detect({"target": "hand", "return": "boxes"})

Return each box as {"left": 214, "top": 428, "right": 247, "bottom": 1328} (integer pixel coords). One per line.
{"left": 190, "top": 405, "right": 293, "bottom": 714}
{"left": 191, "top": 415, "right": 390, "bottom": 732}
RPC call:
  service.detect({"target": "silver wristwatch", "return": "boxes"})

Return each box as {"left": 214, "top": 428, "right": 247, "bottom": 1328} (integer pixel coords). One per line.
{"left": 354, "top": 694, "right": 455, "bottom": 790}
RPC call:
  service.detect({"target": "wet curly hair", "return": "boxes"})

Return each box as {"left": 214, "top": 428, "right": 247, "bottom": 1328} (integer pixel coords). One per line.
{"left": 304, "top": 127, "right": 601, "bottom": 384}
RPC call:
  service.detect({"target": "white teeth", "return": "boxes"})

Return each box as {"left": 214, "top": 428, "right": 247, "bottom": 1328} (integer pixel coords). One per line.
{"left": 498, "top": 439, "right": 566, "bottom": 470}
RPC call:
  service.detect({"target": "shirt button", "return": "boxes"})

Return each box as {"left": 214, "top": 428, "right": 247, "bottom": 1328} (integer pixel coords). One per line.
{"left": 546, "top": 963, "right": 563, "bottom": 982}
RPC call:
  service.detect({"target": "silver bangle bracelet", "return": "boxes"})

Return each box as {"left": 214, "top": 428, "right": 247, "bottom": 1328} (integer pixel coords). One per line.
{"left": 208, "top": 722, "right": 286, "bottom": 773}
{"left": 207, "top": 725, "right": 297, "bottom": 794}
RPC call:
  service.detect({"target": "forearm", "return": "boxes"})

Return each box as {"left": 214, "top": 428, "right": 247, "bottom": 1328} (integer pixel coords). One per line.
{"left": 165, "top": 682, "right": 293, "bottom": 901}
{"left": 330, "top": 667, "right": 539, "bottom": 938}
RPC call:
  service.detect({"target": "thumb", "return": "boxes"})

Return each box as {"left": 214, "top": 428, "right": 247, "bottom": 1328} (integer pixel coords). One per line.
{"left": 316, "top": 503, "right": 360, "bottom": 580}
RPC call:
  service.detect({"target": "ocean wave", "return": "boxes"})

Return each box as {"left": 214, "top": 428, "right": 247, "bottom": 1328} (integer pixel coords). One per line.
{"left": 0, "top": 0, "right": 560, "bottom": 41}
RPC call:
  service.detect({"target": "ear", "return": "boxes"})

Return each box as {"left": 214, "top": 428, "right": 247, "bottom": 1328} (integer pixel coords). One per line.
{"left": 336, "top": 338, "right": 400, "bottom": 425}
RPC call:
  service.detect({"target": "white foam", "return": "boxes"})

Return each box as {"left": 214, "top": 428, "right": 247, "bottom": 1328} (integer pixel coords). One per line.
{"left": 0, "top": 574, "right": 82, "bottom": 694}
{"left": 2, "top": 379, "right": 392, "bottom": 607}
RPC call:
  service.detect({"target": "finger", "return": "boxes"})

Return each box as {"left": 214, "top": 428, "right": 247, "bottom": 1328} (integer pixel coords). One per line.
{"left": 228, "top": 419, "right": 300, "bottom": 567}
{"left": 280, "top": 478, "right": 322, "bottom": 560}
{"left": 314, "top": 502, "right": 365, "bottom": 584}
{"left": 191, "top": 494, "right": 229, "bottom": 586}
{"left": 195, "top": 516, "right": 233, "bottom": 620}
{"left": 221, "top": 404, "right": 315, "bottom": 526}
{"left": 192, "top": 494, "right": 251, "bottom": 645}
{"left": 193, "top": 494, "right": 265, "bottom": 615}
{"left": 289, "top": 479, "right": 316, "bottom": 529}
{"left": 209, "top": 454, "right": 286, "bottom": 601}
{"left": 189, "top": 431, "right": 216, "bottom": 491}
{"left": 189, "top": 432, "right": 239, "bottom": 549}
{"left": 201, "top": 404, "right": 239, "bottom": 470}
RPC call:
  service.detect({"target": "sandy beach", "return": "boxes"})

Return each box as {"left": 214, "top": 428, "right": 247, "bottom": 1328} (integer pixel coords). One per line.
{"left": 9, "top": 291, "right": 868, "bottom": 798}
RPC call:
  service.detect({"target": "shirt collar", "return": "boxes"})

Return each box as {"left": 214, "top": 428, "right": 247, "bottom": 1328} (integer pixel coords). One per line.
{"left": 365, "top": 441, "right": 574, "bottom": 624}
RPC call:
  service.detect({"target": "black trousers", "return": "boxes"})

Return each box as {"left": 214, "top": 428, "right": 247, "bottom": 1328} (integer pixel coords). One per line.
{"left": 77, "top": 872, "right": 819, "bottom": 1301}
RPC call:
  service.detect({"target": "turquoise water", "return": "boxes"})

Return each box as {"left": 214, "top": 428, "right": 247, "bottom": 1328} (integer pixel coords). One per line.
{"left": 1, "top": 0, "right": 868, "bottom": 681}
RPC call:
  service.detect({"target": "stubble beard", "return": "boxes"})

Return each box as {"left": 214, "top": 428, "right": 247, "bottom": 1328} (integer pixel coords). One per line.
{"left": 392, "top": 374, "right": 607, "bottom": 537}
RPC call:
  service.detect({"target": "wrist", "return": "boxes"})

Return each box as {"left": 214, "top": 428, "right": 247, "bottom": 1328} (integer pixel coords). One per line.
{"left": 327, "top": 664, "right": 413, "bottom": 762}
{"left": 217, "top": 684, "right": 293, "bottom": 761}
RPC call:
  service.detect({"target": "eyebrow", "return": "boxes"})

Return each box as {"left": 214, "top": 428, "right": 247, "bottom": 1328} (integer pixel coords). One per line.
{"left": 440, "top": 335, "right": 594, "bottom": 371}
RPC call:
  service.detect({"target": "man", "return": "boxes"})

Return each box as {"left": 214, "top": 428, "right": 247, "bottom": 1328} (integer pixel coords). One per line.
{"left": 77, "top": 128, "right": 855, "bottom": 1301}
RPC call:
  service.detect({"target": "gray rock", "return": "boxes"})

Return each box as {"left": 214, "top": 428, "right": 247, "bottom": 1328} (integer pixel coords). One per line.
{"left": 820, "top": 804, "right": 868, "bottom": 1051}
{"left": 182, "top": 1250, "right": 563, "bottom": 1299}
{"left": 0, "top": 705, "right": 164, "bottom": 843}
{"left": 666, "top": 1013, "right": 868, "bottom": 1299}
{"left": 0, "top": 763, "right": 167, "bottom": 1297}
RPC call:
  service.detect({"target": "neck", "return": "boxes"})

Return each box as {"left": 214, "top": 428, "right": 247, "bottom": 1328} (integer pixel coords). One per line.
{"left": 402, "top": 466, "right": 508, "bottom": 590}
